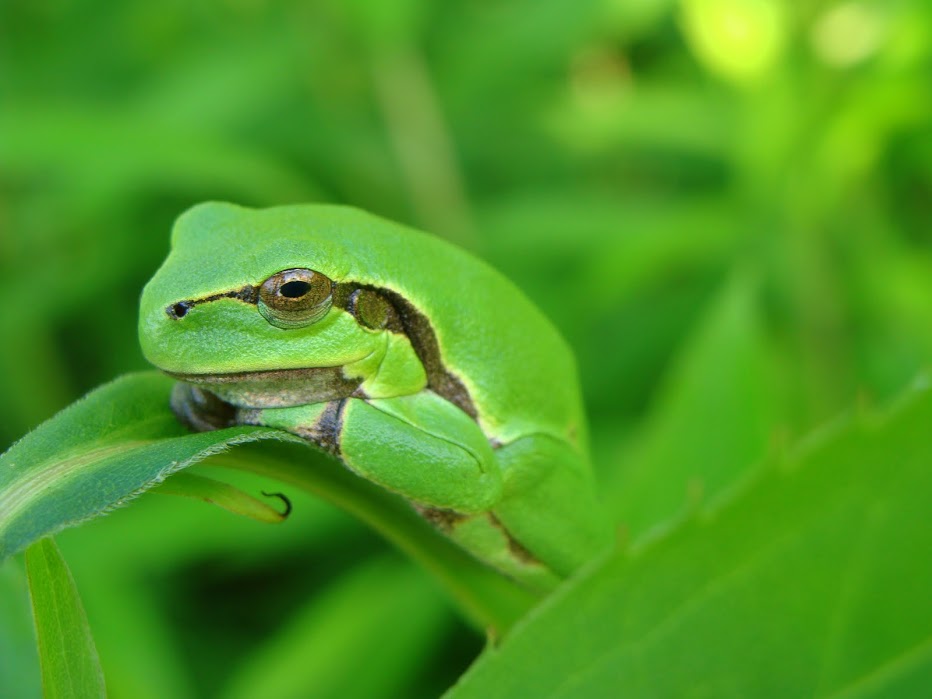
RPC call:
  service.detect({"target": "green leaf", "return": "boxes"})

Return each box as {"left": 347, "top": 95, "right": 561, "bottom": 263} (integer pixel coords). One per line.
{"left": 25, "top": 538, "right": 105, "bottom": 699}
{"left": 608, "top": 271, "right": 779, "bottom": 542}
{"left": 0, "top": 372, "right": 301, "bottom": 560}
{"left": 446, "top": 386, "right": 932, "bottom": 698}
{"left": 151, "top": 471, "right": 290, "bottom": 524}
{"left": 0, "top": 559, "right": 42, "bottom": 699}
{"left": 0, "top": 372, "right": 536, "bottom": 634}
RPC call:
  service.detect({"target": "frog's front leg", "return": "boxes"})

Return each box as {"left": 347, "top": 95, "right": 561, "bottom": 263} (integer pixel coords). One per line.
{"left": 174, "top": 383, "right": 562, "bottom": 588}
{"left": 247, "top": 391, "right": 504, "bottom": 513}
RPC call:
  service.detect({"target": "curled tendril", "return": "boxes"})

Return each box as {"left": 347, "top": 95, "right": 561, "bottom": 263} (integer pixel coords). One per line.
{"left": 260, "top": 491, "right": 293, "bottom": 518}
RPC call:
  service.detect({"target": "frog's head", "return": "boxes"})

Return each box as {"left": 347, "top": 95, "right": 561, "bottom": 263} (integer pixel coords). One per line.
{"left": 139, "top": 202, "right": 395, "bottom": 408}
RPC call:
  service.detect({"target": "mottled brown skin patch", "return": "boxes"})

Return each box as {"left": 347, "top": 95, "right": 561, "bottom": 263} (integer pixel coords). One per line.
{"left": 169, "top": 384, "right": 238, "bottom": 431}
{"left": 333, "top": 283, "right": 405, "bottom": 334}
{"left": 309, "top": 399, "right": 347, "bottom": 456}
{"left": 488, "top": 513, "right": 541, "bottom": 566}
{"left": 415, "top": 507, "right": 542, "bottom": 569}
{"left": 414, "top": 505, "right": 470, "bottom": 533}
{"left": 165, "top": 365, "right": 365, "bottom": 408}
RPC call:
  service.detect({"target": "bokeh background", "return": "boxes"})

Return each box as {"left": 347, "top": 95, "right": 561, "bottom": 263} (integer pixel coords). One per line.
{"left": 1, "top": 1, "right": 929, "bottom": 697}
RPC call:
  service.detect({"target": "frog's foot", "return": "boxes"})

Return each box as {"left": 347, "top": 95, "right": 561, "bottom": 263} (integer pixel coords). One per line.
{"left": 170, "top": 382, "right": 238, "bottom": 432}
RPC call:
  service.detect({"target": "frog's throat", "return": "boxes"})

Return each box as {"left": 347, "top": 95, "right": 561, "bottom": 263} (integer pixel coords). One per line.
{"left": 164, "top": 365, "right": 365, "bottom": 409}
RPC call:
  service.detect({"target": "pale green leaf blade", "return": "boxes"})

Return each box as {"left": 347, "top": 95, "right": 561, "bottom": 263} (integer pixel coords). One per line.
{"left": 25, "top": 538, "right": 105, "bottom": 699}
{"left": 151, "top": 471, "right": 289, "bottom": 524}
{"left": 447, "top": 387, "right": 932, "bottom": 698}
{"left": 0, "top": 372, "right": 535, "bottom": 634}
{"left": 0, "top": 372, "right": 300, "bottom": 559}
{"left": 608, "top": 270, "right": 779, "bottom": 541}
{"left": 0, "top": 559, "right": 42, "bottom": 699}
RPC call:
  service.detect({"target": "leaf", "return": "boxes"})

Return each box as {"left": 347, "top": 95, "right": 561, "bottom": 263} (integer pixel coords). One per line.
{"left": 151, "top": 471, "right": 290, "bottom": 524}
{"left": 0, "top": 372, "right": 302, "bottom": 560}
{"left": 0, "top": 559, "right": 42, "bottom": 699}
{"left": 0, "top": 372, "right": 536, "bottom": 634}
{"left": 445, "top": 386, "right": 932, "bottom": 698}
{"left": 607, "top": 271, "right": 779, "bottom": 542}
{"left": 25, "top": 538, "right": 105, "bottom": 699}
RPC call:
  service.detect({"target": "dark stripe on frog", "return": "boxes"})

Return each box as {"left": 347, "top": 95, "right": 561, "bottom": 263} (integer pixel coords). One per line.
{"left": 296, "top": 399, "right": 347, "bottom": 457}
{"left": 166, "top": 285, "right": 258, "bottom": 319}
{"left": 413, "top": 505, "right": 469, "bottom": 533}
{"left": 331, "top": 284, "right": 405, "bottom": 334}
{"left": 167, "top": 280, "right": 478, "bottom": 420}
{"left": 487, "top": 512, "right": 541, "bottom": 566}
{"left": 417, "top": 506, "right": 544, "bottom": 568}
{"left": 337, "top": 284, "right": 478, "bottom": 420}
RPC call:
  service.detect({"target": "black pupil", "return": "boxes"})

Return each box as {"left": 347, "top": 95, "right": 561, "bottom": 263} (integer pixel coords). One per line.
{"left": 280, "top": 280, "right": 311, "bottom": 298}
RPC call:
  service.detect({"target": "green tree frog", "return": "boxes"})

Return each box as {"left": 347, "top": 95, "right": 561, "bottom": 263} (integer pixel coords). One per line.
{"left": 139, "top": 203, "right": 612, "bottom": 589}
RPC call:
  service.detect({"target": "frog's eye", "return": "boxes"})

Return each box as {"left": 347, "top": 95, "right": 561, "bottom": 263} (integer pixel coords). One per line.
{"left": 258, "top": 268, "right": 333, "bottom": 329}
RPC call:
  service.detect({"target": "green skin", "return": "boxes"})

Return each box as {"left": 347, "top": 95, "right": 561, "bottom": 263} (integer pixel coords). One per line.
{"left": 139, "top": 202, "right": 612, "bottom": 590}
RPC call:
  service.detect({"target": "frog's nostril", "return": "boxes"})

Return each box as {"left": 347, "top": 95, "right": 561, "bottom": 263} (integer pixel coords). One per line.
{"left": 167, "top": 301, "right": 193, "bottom": 319}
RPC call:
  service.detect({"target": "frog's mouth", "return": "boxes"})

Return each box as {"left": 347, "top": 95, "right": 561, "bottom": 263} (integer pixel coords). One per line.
{"left": 164, "top": 364, "right": 365, "bottom": 410}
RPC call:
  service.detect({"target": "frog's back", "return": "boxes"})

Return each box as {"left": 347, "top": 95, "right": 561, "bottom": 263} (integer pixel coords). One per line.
{"left": 174, "top": 202, "right": 587, "bottom": 449}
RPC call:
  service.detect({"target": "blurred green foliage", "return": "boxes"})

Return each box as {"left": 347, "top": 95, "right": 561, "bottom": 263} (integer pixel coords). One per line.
{"left": 1, "top": 0, "right": 929, "bottom": 697}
